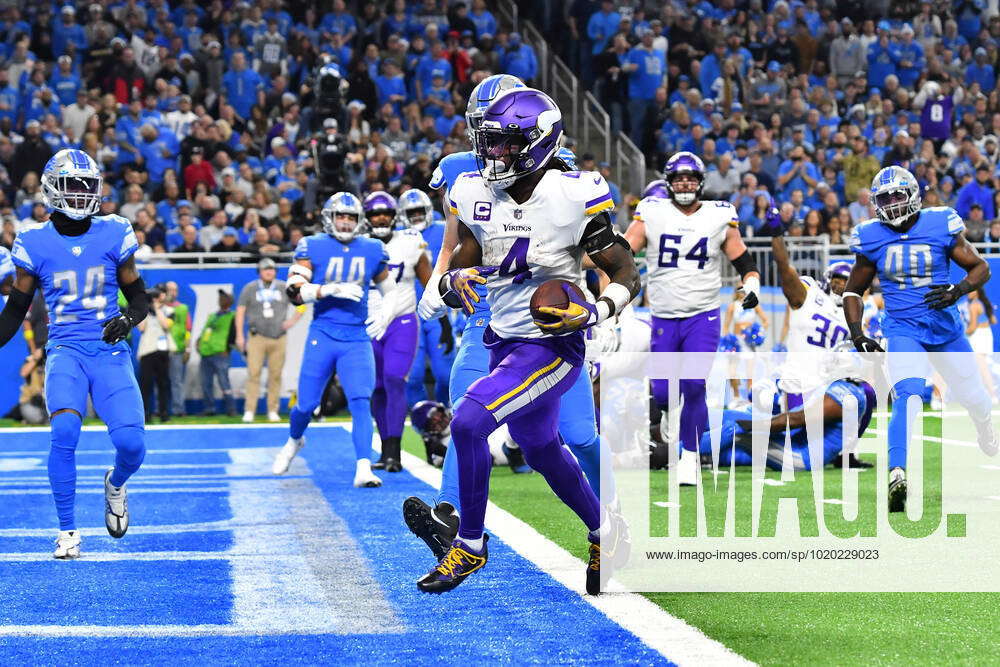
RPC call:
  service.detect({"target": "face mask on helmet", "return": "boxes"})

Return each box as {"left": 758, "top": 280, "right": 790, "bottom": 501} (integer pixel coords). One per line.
{"left": 474, "top": 89, "right": 562, "bottom": 190}
{"left": 874, "top": 187, "right": 919, "bottom": 227}
{"left": 367, "top": 207, "right": 396, "bottom": 238}
{"left": 42, "top": 150, "right": 103, "bottom": 220}
{"left": 321, "top": 193, "right": 364, "bottom": 242}
{"left": 402, "top": 205, "right": 429, "bottom": 230}
{"left": 666, "top": 172, "right": 703, "bottom": 205}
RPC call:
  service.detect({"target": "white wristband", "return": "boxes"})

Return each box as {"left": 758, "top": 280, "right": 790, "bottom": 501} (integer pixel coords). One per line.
{"left": 742, "top": 275, "right": 760, "bottom": 296}
{"left": 299, "top": 283, "right": 320, "bottom": 303}
{"left": 842, "top": 291, "right": 863, "bottom": 301}
{"left": 598, "top": 282, "right": 632, "bottom": 319}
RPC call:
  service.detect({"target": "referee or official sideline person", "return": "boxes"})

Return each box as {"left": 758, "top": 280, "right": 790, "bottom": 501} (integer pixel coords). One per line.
{"left": 236, "top": 258, "right": 303, "bottom": 422}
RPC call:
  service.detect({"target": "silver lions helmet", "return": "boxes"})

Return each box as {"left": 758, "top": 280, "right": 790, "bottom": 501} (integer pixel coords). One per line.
{"left": 321, "top": 192, "right": 365, "bottom": 242}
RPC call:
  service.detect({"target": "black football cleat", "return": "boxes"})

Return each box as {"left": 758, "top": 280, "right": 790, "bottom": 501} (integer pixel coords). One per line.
{"left": 586, "top": 508, "right": 632, "bottom": 595}
{"left": 501, "top": 443, "right": 532, "bottom": 474}
{"left": 374, "top": 437, "right": 404, "bottom": 472}
{"left": 403, "top": 497, "right": 459, "bottom": 560}
{"left": 417, "top": 535, "right": 489, "bottom": 594}
{"left": 888, "top": 467, "right": 907, "bottom": 513}
{"left": 833, "top": 453, "right": 874, "bottom": 469}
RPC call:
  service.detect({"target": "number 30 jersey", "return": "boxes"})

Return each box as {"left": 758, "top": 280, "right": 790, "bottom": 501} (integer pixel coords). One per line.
{"left": 849, "top": 206, "right": 964, "bottom": 344}
{"left": 779, "top": 276, "right": 849, "bottom": 395}
{"left": 449, "top": 169, "right": 615, "bottom": 339}
{"left": 634, "top": 197, "right": 738, "bottom": 318}
{"left": 11, "top": 215, "right": 138, "bottom": 347}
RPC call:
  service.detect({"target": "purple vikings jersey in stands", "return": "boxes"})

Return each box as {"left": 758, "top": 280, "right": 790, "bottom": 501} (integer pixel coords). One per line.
{"left": 920, "top": 95, "right": 954, "bottom": 141}
{"left": 849, "top": 206, "right": 965, "bottom": 344}
{"left": 10, "top": 215, "right": 138, "bottom": 347}
{"left": 294, "top": 233, "right": 388, "bottom": 341}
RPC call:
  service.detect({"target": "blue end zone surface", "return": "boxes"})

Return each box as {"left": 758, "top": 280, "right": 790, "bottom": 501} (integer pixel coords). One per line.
{"left": 0, "top": 426, "right": 670, "bottom": 665}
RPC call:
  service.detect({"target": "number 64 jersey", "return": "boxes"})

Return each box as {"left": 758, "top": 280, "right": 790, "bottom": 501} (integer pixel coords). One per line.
{"left": 633, "top": 197, "right": 738, "bottom": 318}
{"left": 448, "top": 169, "right": 615, "bottom": 339}
{"left": 849, "top": 206, "right": 965, "bottom": 344}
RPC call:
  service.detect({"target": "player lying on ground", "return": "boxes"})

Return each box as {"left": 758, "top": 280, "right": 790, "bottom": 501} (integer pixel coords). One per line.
{"left": 404, "top": 75, "right": 615, "bottom": 569}
{"left": 0, "top": 149, "right": 149, "bottom": 559}
{"left": 843, "top": 166, "right": 997, "bottom": 513}
{"left": 414, "top": 87, "right": 640, "bottom": 595}
{"left": 363, "top": 191, "right": 432, "bottom": 473}
{"left": 624, "top": 151, "right": 761, "bottom": 486}
{"left": 272, "top": 192, "right": 401, "bottom": 489}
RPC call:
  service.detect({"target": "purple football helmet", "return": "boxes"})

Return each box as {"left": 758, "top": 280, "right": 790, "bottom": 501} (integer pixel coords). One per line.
{"left": 662, "top": 151, "right": 705, "bottom": 205}
{"left": 363, "top": 191, "right": 397, "bottom": 239}
{"left": 473, "top": 88, "right": 563, "bottom": 189}
{"left": 642, "top": 179, "right": 668, "bottom": 199}
{"left": 822, "top": 261, "right": 853, "bottom": 305}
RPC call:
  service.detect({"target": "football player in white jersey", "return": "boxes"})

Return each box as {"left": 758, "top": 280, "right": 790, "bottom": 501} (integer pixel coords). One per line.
{"left": 363, "top": 192, "right": 433, "bottom": 471}
{"left": 624, "top": 151, "right": 761, "bottom": 486}
{"left": 416, "top": 88, "right": 640, "bottom": 595}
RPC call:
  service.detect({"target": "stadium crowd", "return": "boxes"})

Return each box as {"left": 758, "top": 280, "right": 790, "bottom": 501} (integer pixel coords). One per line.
{"left": 517, "top": 0, "right": 1000, "bottom": 243}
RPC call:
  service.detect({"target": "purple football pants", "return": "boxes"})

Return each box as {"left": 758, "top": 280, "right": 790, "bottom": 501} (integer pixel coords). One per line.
{"left": 451, "top": 328, "right": 600, "bottom": 541}
{"left": 371, "top": 314, "right": 418, "bottom": 440}
{"left": 650, "top": 308, "right": 721, "bottom": 452}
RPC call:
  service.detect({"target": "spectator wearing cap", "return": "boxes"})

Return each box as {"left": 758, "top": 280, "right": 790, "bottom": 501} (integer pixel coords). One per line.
{"left": 867, "top": 22, "right": 898, "bottom": 88}
{"left": 49, "top": 56, "right": 81, "bottom": 106}
{"left": 623, "top": 29, "right": 666, "bottom": 147}
{"left": 210, "top": 226, "right": 243, "bottom": 255}
{"left": 965, "top": 203, "right": 988, "bottom": 242}
{"left": 777, "top": 144, "right": 819, "bottom": 200}
{"left": 222, "top": 52, "right": 264, "bottom": 121}
{"left": 263, "top": 137, "right": 292, "bottom": 180}
{"left": 895, "top": 24, "right": 925, "bottom": 88}
{"left": 197, "top": 290, "right": 237, "bottom": 416}
{"left": 236, "top": 258, "right": 302, "bottom": 422}
{"left": 750, "top": 62, "right": 787, "bottom": 121}
{"left": 830, "top": 18, "right": 867, "bottom": 87}
{"left": 881, "top": 129, "right": 914, "bottom": 168}
{"left": 956, "top": 165, "right": 996, "bottom": 220}
{"left": 52, "top": 5, "right": 87, "bottom": 60}
{"left": 966, "top": 47, "right": 996, "bottom": 93}
{"left": 501, "top": 32, "right": 538, "bottom": 85}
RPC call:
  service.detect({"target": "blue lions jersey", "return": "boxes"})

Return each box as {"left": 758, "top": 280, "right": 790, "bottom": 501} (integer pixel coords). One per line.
{"left": 294, "top": 233, "right": 388, "bottom": 341}
{"left": 11, "top": 215, "right": 138, "bottom": 347}
{"left": 850, "top": 207, "right": 965, "bottom": 343}
{"left": 0, "top": 245, "right": 13, "bottom": 281}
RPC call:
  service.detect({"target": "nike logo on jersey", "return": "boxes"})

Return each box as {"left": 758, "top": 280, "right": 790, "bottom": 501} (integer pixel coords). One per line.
{"left": 71, "top": 247, "right": 82, "bottom": 256}
{"left": 111, "top": 350, "right": 121, "bottom": 355}
{"left": 708, "top": 316, "right": 718, "bottom": 321}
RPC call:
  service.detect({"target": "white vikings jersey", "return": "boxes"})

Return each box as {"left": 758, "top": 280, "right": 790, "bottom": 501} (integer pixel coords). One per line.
{"left": 778, "top": 276, "right": 849, "bottom": 395}
{"left": 368, "top": 228, "right": 427, "bottom": 318}
{"left": 449, "top": 169, "right": 615, "bottom": 339}
{"left": 634, "top": 196, "right": 738, "bottom": 318}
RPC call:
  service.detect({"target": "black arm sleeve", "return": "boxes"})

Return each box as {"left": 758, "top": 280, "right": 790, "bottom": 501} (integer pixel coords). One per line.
{"left": 0, "top": 288, "right": 33, "bottom": 347}
{"left": 120, "top": 277, "right": 149, "bottom": 326}
{"left": 580, "top": 212, "right": 621, "bottom": 254}
{"left": 730, "top": 250, "right": 759, "bottom": 279}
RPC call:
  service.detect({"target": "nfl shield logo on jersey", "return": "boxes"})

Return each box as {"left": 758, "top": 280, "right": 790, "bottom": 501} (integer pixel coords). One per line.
{"left": 514, "top": 209, "right": 523, "bottom": 220}
{"left": 71, "top": 246, "right": 82, "bottom": 256}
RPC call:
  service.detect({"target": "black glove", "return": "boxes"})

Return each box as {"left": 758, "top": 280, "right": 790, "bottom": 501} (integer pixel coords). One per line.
{"left": 741, "top": 291, "right": 759, "bottom": 310}
{"left": 286, "top": 283, "right": 303, "bottom": 305}
{"left": 101, "top": 314, "right": 134, "bottom": 344}
{"left": 923, "top": 281, "right": 971, "bottom": 310}
{"left": 438, "top": 314, "right": 454, "bottom": 355}
{"left": 848, "top": 321, "right": 884, "bottom": 353}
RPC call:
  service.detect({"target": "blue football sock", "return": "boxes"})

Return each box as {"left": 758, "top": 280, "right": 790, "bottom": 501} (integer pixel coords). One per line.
{"left": 289, "top": 405, "right": 312, "bottom": 440}
{"left": 437, "top": 432, "right": 461, "bottom": 511}
{"left": 347, "top": 397, "right": 374, "bottom": 461}
{"left": 48, "top": 412, "right": 82, "bottom": 531}
{"left": 567, "top": 435, "right": 602, "bottom": 500}
{"left": 888, "top": 379, "right": 924, "bottom": 470}
{"left": 109, "top": 425, "right": 145, "bottom": 487}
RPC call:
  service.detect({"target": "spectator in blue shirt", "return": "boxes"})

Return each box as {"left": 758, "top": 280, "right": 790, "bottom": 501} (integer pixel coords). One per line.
{"left": 138, "top": 124, "right": 176, "bottom": 187}
{"left": 867, "top": 25, "right": 899, "bottom": 88}
{"left": 24, "top": 88, "right": 61, "bottom": 126}
{"left": 222, "top": 52, "right": 264, "bottom": 120}
{"left": 48, "top": 55, "right": 81, "bottom": 106}
{"left": 587, "top": 0, "right": 621, "bottom": 56}
{"left": 0, "top": 69, "right": 18, "bottom": 125}
{"left": 668, "top": 75, "right": 692, "bottom": 106}
{"left": 624, "top": 31, "right": 665, "bottom": 146}
{"left": 415, "top": 43, "right": 453, "bottom": 101}
{"left": 894, "top": 24, "right": 925, "bottom": 88}
{"left": 700, "top": 43, "right": 726, "bottom": 99}
{"left": 470, "top": 0, "right": 497, "bottom": 39}
{"left": 423, "top": 74, "right": 450, "bottom": 119}
{"left": 52, "top": 6, "right": 87, "bottom": 59}
{"left": 321, "top": 0, "right": 357, "bottom": 43}
{"left": 776, "top": 145, "right": 820, "bottom": 200}
{"left": 374, "top": 59, "right": 407, "bottom": 116}
{"left": 966, "top": 47, "right": 996, "bottom": 93}
{"left": 501, "top": 33, "right": 538, "bottom": 84}
{"left": 955, "top": 165, "right": 996, "bottom": 220}
{"left": 434, "top": 103, "right": 463, "bottom": 138}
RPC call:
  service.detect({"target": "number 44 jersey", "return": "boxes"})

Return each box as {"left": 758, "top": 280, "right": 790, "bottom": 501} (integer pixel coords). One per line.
{"left": 11, "top": 215, "right": 138, "bottom": 347}
{"left": 633, "top": 196, "right": 738, "bottom": 319}
{"left": 448, "top": 169, "right": 615, "bottom": 339}
{"left": 850, "top": 206, "right": 965, "bottom": 344}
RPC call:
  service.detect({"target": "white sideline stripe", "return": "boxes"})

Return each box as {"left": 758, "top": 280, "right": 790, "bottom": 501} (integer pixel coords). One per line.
{"left": 0, "top": 519, "right": 249, "bottom": 538}
{"left": 397, "top": 448, "right": 753, "bottom": 666}
{"left": 0, "top": 551, "right": 235, "bottom": 562}
{"left": 0, "top": 422, "right": 349, "bottom": 435}
{"left": 0, "top": 487, "right": 229, "bottom": 495}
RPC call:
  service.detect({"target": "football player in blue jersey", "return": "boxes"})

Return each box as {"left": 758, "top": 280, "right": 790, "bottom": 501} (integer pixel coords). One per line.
{"left": 843, "top": 166, "right": 997, "bottom": 513}
{"left": 402, "top": 77, "right": 618, "bottom": 566}
{"left": 399, "top": 188, "right": 455, "bottom": 408}
{"left": 271, "top": 192, "right": 398, "bottom": 488}
{"left": 0, "top": 149, "right": 150, "bottom": 559}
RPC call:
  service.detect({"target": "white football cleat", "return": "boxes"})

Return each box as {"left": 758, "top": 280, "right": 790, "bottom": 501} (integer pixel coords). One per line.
{"left": 676, "top": 449, "right": 699, "bottom": 487}
{"left": 974, "top": 416, "right": 999, "bottom": 457}
{"left": 273, "top": 436, "right": 305, "bottom": 475}
{"left": 242, "top": 411, "right": 254, "bottom": 423}
{"left": 104, "top": 468, "right": 129, "bottom": 538}
{"left": 267, "top": 412, "right": 281, "bottom": 423}
{"left": 53, "top": 530, "right": 81, "bottom": 559}
{"left": 353, "top": 459, "right": 382, "bottom": 488}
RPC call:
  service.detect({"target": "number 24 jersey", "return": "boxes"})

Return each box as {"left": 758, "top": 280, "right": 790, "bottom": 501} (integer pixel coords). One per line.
{"left": 849, "top": 206, "right": 964, "bottom": 343}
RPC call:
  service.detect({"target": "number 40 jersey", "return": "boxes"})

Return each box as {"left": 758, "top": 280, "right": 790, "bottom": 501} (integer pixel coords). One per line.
{"left": 633, "top": 196, "right": 738, "bottom": 319}
{"left": 850, "top": 206, "right": 965, "bottom": 344}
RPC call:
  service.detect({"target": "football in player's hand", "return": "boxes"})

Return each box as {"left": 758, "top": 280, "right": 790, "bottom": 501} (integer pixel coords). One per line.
{"left": 530, "top": 279, "right": 587, "bottom": 326}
